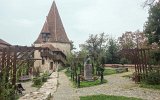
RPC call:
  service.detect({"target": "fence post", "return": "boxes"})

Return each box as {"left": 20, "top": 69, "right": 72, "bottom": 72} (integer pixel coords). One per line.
{"left": 77, "top": 74, "right": 80, "bottom": 88}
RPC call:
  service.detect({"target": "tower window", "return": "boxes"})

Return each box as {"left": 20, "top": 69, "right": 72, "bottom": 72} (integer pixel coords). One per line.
{"left": 42, "top": 33, "right": 50, "bottom": 42}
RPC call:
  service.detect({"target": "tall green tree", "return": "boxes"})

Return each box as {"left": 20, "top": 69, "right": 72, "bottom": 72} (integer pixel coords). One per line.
{"left": 144, "top": 2, "right": 160, "bottom": 46}
{"left": 70, "top": 40, "right": 76, "bottom": 51}
{"left": 144, "top": 0, "right": 158, "bottom": 7}
{"left": 80, "top": 33, "right": 108, "bottom": 65}
{"left": 106, "top": 38, "right": 120, "bottom": 64}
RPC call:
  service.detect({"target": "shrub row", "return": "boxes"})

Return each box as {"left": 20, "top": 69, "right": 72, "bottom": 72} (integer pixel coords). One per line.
{"left": 144, "top": 71, "right": 160, "bottom": 85}
{"left": 32, "top": 73, "right": 49, "bottom": 86}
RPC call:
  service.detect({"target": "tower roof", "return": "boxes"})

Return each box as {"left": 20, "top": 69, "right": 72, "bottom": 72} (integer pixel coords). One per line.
{"left": 34, "top": 1, "right": 70, "bottom": 43}
{"left": 41, "top": 21, "right": 49, "bottom": 33}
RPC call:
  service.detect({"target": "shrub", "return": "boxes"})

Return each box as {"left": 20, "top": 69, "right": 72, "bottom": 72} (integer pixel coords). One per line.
{"left": 33, "top": 77, "right": 42, "bottom": 85}
{"left": 145, "top": 71, "right": 160, "bottom": 85}
{"left": 42, "top": 76, "right": 48, "bottom": 82}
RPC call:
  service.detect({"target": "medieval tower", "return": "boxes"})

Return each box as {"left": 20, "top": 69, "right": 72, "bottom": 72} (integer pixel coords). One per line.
{"left": 34, "top": 1, "right": 71, "bottom": 72}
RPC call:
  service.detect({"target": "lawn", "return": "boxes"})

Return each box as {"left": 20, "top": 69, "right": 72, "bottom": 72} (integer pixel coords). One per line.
{"left": 79, "top": 79, "right": 107, "bottom": 88}
{"left": 103, "top": 68, "right": 116, "bottom": 75}
{"left": 65, "top": 69, "right": 107, "bottom": 88}
{"left": 140, "top": 83, "right": 160, "bottom": 90}
{"left": 80, "top": 94, "right": 142, "bottom": 100}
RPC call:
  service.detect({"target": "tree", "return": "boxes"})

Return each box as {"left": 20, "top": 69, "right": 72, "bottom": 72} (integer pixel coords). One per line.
{"left": 106, "top": 38, "right": 120, "bottom": 64}
{"left": 118, "top": 31, "right": 135, "bottom": 49}
{"left": 118, "top": 30, "right": 147, "bottom": 49}
{"left": 80, "top": 33, "right": 108, "bottom": 65}
{"left": 144, "top": 2, "right": 160, "bottom": 47}
{"left": 70, "top": 40, "right": 76, "bottom": 51}
{"left": 144, "top": 0, "right": 159, "bottom": 7}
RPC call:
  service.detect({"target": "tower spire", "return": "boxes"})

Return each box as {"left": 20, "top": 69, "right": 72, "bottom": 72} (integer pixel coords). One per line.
{"left": 34, "top": 0, "right": 70, "bottom": 43}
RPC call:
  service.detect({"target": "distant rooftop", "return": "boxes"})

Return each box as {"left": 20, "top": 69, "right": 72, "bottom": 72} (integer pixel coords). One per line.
{"left": 0, "top": 39, "right": 11, "bottom": 46}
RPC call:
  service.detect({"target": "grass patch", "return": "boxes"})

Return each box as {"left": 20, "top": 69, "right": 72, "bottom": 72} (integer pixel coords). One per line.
{"left": 65, "top": 69, "right": 107, "bottom": 88}
{"left": 70, "top": 78, "right": 107, "bottom": 88}
{"left": 140, "top": 83, "right": 160, "bottom": 90}
{"left": 79, "top": 79, "right": 107, "bottom": 88}
{"left": 65, "top": 69, "right": 71, "bottom": 77}
{"left": 32, "top": 82, "right": 44, "bottom": 88}
{"left": 32, "top": 73, "right": 50, "bottom": 88}
{"left": 58, "top": 66, "right": 65, "bottom": 72}
{"left": 80, "top": 94, "right": 142, "bottom": 100}
{"left": 103, "top": 68, "right": 116, "bottom": 75}
{"left": 122, "top": 74, "right": 132, "bottom": 78}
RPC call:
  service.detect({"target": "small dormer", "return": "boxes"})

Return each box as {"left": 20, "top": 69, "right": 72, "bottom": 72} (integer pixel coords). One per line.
{"left": 42, "top": 33, "right": 50, "bottom": 42}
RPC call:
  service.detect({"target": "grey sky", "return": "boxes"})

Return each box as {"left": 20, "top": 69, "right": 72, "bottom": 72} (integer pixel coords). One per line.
{"left": 0, "top": 0, "right": 148, "bottom": 49}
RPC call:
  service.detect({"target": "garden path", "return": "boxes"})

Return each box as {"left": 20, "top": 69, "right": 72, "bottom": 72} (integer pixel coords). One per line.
{"left": 52, "top": 71, "right": 80, "bottom": 100}
{"left": 76, "top": 71, "right": 160, "bottom": 100}
{"left": 21, "top": 81, "right": 37, "bottom": 94}
{"left": 53, "top": 69, "right": 160, "bottom": 100}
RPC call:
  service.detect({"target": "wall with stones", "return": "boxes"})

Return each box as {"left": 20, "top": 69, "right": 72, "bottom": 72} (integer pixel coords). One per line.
{"left": 34, "top": 50, "right": 54, "bottom": 73}
{"left": 34, "top": 43, "right": 65, "bottom": 73}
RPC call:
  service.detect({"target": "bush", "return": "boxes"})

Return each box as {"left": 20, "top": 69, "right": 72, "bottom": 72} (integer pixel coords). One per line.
{"left": 0, "top": 83, "right": 16, "bottom": 100}
{"left": 33, "top": 77, "right": 42, "bottom": 85}
{"left": 145, "top": 71, "right": 160, "bottom": 85}
{"left": 42, "top": 72, "right": 49, "bottom": 82}
{"left": 42, "top": 76, "right": 48, "bottom": 82}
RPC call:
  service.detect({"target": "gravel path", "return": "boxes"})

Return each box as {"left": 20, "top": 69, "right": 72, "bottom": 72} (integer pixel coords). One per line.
{"left": 53, "top": 71, "right": 80, "bottom": 100}
{"left": 21, "top": 81, "right": 37, "bottom": 94}
{"left": 53, "top": 70, "right": 160, "bottom": 100}
{"left": 76, "top": 71, "right": 160, "bottom": 100}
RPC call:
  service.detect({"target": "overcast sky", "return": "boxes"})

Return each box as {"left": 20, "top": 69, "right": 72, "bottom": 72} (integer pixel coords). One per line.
{"left": 0, "top": 0, "right": 148, "bottom": 50}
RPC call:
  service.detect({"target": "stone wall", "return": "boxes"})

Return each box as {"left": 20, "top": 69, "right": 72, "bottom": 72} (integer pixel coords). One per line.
{"left": 34, "top": 50, "right": 53, "bottom": 73}
{"left": 19, "top": 72, "right": 58, "bottom": 100}
{"left": 34, "top": 43, "right": 66, "bottom": 73}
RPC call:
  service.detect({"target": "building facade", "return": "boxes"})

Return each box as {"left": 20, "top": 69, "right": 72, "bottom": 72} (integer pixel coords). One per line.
{"left": 34, "top": 1, "right": 71, "bottom": 73}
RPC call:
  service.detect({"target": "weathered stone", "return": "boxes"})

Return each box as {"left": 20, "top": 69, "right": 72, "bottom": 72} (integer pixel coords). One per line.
{"left": 84, "top": 64, "right": 93, "bottom": 81}
{"left": 19, "top": 72, "right": 58, "bottom": 100}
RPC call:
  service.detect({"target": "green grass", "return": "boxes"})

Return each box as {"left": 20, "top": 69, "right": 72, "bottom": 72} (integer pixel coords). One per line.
{"left": 140, "top": 83, "right": 160, "bottom": 90}
{"left": 70, "top": 78, "right": 107, "bottom": 88}
{"left": 32, "top": 73, "right": 50, "bottom": 88}
{"left": 80, "top": 94, "right": 142, "bottom": 100}
{"left": 65, "top": 70, "right": 71, "bottom": 77}
{"left": 58, "top": 66, "right": 65, "bottom": 71}
{"left": 65, "top": 70, "right": 107, "bottom": 88}
{"left": 32, "top": 82, "right": 44, "bottom": 88}
{"left": 103, "top": 68, "right": 116, "bottom": 75}
{"left": 79, "top": 79, "right": 107, "bottom": 88}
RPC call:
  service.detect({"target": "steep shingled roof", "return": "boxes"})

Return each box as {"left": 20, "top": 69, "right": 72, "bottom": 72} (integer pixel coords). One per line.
{"left": 34, "top": 1, "right": 70, "bottom": 43}
{"left": 41, "top": 21, "right": 50, "bottom": 34}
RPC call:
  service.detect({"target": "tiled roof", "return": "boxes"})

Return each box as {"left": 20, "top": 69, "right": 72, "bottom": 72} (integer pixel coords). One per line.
{"left": 34, "top": 1, "right": 70, "bottom": 43}
{"left": 0, "top": 39, "right": 11, "bottom": 46}
{"left": 41, "top": 44, "right": 60, "bottom": 51}
{"left": 41, "top": 21, "right": 49, "bottom": 33}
